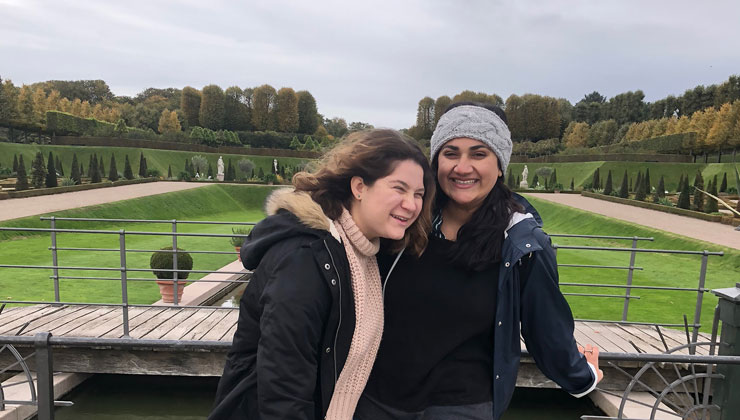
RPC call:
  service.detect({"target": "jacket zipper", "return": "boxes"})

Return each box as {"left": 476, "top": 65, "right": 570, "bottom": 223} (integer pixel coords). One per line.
{"left": 382, "top": 249, "right": 404, "bottom": 302}
{"left": 323, "top": 240, "right": 342, "bottom": 385}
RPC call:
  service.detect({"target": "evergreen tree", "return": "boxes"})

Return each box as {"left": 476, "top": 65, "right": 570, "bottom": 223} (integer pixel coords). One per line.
{"left": 618, "top": 171, "right": 629, "bottom": 198}
{"left": 228, "top": 159, "right": 237, "bottom": 181}
{"left": 634, "top": 172, "right": 646, "bottom": 201}
{"left": 603, "top": 170, "right": 613, "bottom": 195}
{"left": 644, "top": 168, "right": 651, "bottom": 195}
{"left": 591, "top": 168, "right": 600, "bottom": 191}
{"left": 123, "top": 155, "right": 134, "bottom": 180}
{"left": 257, "top": 167, "right": 265, "bottom": 180}
{"left": 720, "top": 172, "right": 728, "bottom": 192}
{"left": 12, "top": 154, "right": 18, "bottom": 173}
{"left": 167, "top": 165, "right": 172, "bottom": 179}
{"left": 55, "top": 155, "right": 64, "bottom": 176}
{"left": 692, "top": 171, "right": 704, "bottom": 212}
{"left": 109, "top": 155, "right": 119, "bottom": 181}
{"left": 677, "top": 178, "right": 691, "bottom": 209}
{"left": 70, "top": 153, "right": 81, "bottom": 184}
{"left": 138, "top": 152, "right": 147, "bottom": 178}
{"left": 15, "top": 155, "right": 29, "bottom": 191}
{"left": 507, "top": 167, "right": 515, "bottom": 189}
{"left": 678, "top": 174, "right": 684, "bottom": 193}
{"left": 549, "top": 169, "right": 557, "bottom": 189}
{"left": 629, "top": 178, "right": 632, "bottom": 192}
{"left": 99, "top": 158, "right": 105, "bottom": 180}
{"left": 532, "top": 174, "right": 539, "bottom": 187}
{"left": 570, "top": 178, "right": 574, "bottom": 190}
{"left": 90, "top": 154, "right": 101, "bottom": 183}
{"left": 289, "top": 135, "right": 303, "bottom": 150}
{"left": 88, "top": 154, "right": 95, "bottom": 179}
{"left": 31, "top": 151, "right": 47, "bottom": 189}
{"left": 79, "top": 161, "right": 85, "bottom": 178}
{"left": 45, "top": 151, "right": 57, "bottom": 188}
{"left": 653, "top": 175, "right": 665, "bottom": 203}
{"left": 705, "top": 177, "right": 718, "bottom": 213}
{"left": 207, "top": 163, "right": 213, "bottom": 179}
{"left": 635, "top": 171, "right": 642, "bottom": 194}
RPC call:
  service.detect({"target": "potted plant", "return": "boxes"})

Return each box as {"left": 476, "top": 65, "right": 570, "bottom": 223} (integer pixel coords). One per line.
{"left": 230, "top": 226, "right": 252, "bottom": 261}
{"left": 149, "top": 246, "right": 193, "bottom": 303}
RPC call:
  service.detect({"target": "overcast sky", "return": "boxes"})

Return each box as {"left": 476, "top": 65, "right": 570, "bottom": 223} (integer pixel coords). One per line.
{"left": 2, "top": 0, "right": 739, "bottom": 129}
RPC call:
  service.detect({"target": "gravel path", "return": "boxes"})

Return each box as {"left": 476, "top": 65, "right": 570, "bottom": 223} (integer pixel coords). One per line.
{"left": 525, "top": 193, "right": 740, "bottom": 251}
{"left": 1, "top": 182, "right": 208, "bottom": 222}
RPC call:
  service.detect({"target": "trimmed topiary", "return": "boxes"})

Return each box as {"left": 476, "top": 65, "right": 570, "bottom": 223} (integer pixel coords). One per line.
{"left": 149, "top": 247, "right": 193, "bottom": 280}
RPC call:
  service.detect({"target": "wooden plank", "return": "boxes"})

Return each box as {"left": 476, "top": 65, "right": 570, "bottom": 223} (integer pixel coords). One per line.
{"left": 63, "top": 307, "right": 137, "bottom": 338}
{"left": 0, "top": 305, "right": 85, "bottom": 336}
{"left": 200, "top": 310, "right": 239, "bottom": 342}
{"left": 589, "top": 322, "right": 644, "bottom": 354}
{"left": 0, "top": 305, "right": 61, "bottom": 334}
{"left": 221, "top": 322, "right": 238, "bottom": 342}
{"left": 611, "top": 324, "right": 667, "bottom": 354}
{"left": 22, "top": 306, "right": 100, "bottom": 335}
{"left": 158, "top": 308, "right": 216, "bottom": 340}
{"left": 50, "top": 306, "right": 118, "bottom": 336}
{"left": 186, "top": 309, "right": 230, "bottom": 341}
{"left": 575, "top": 322, "right": 622, "bottom": 353}
{"left": 0, "top": 304, "right": 51, "bottom": 329}
{"left": 96, "top": 307, "right": 167, "bottom": 339}
{"left": 139, "top": 308, "right": 200, "bottom": 340}
{"left": 127, "top": 307, "right": 185, "bottom": 339}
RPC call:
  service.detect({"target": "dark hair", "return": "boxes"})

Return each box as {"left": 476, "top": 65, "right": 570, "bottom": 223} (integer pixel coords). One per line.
{"left": 293, "top": 129, "right": 435, "bottom": 256}
{"left": 432, "top": 102, "right": 522, "bottom": 271}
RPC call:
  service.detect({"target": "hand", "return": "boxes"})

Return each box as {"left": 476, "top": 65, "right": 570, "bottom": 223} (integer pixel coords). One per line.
{"left": 578, "top": 344, "right": 604, "bottom": 383}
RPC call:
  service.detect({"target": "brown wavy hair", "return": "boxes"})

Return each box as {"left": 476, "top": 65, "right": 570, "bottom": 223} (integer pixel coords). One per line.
{"left": 293, "top": 129, "right": 435, "bottom": 256}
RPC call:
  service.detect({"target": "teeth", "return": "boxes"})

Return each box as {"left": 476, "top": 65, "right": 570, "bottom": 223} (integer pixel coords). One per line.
{"left": 453, "top": 179, "right": 476, "bottom": 184}
{"left": 392, "top": 215, "right": 408, "bottom": 222}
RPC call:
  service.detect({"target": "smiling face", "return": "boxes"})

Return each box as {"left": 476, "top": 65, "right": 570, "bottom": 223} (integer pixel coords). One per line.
{"left": 436, "top": 137, "right": 502, "bottom": 211}
{"left": 349, "top": 159, "right": 426, "bottom": 241}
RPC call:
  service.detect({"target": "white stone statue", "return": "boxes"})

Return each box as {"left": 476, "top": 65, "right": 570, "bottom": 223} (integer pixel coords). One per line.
{"left": 519, "top": 165, "right": 529, "bottom": 189}
{"left": 217, "top": 156, "right": 225, "bottom": 182}
{"left": 273, "top": 158, "right": 278, "bottom": 174}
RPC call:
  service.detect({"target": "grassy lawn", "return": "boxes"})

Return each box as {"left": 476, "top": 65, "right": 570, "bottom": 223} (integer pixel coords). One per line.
{"left": 0, "top": 143, "right": 308, "bottom": 181}
{"left": 527, "top": 195, "right": 739, "bottom": 331}
{"left": 0, "top": 185, "right": 277, "bottom": 304}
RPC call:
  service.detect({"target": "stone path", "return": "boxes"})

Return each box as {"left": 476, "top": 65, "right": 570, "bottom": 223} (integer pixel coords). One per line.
{"left": 0, "top": 182, "right": 208, "bottom": 222}
{"left": 525, "top": 193, "right": 740, "bottom": 250}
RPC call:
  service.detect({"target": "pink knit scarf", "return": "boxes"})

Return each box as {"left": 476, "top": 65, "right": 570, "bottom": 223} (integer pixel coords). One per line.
{"left": 326, "top": 208, "right": 383, "bottom": 420}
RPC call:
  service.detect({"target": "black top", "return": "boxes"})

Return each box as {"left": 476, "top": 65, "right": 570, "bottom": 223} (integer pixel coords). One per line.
{"left": 365, "top": 235, "right": 499, "bottom": 411}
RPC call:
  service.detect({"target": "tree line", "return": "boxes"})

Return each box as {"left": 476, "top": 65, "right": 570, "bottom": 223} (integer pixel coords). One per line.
{"left": 409, "top": 74, "right": 740, "bottom": 157}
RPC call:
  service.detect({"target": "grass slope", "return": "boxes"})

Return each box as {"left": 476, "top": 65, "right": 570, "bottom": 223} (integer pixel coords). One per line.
{"left": 0, "top": 185, "right": 278, "bottom": 304}
{"left": 0, "top": 143, "right": 307, "bottom": 180}
{"left": 527, "top": 195, "right": 739, "bottom": 331}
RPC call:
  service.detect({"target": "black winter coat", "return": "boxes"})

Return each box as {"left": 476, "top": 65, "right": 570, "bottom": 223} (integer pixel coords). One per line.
{"left": 209, "top": 190, "right": 356, "bottom": 420}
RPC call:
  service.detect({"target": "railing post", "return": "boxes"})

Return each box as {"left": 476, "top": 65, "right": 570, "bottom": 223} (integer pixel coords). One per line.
{"left": 49, "top": 217, "right": 60, "bottom": 304}
{"left": 119, "top": 230, "right": 130, "bottom": 338}
{"left": 621, "top": 237, "right": 638, "bottom": 322}
{"left": 171, "top": 220, "right": 179, "bottom": 306}
{"left": 711, "top": 283, "right": 740, "bottom": 420}
{"left": 34, "top": 332, "right": 54, "bottom": 420}
{"left": 691, "top": 251, "right": 710, "bottom": 346}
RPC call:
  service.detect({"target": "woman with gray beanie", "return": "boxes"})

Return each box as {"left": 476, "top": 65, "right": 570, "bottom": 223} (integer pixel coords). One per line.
{"left": 356, "top": 102, "right": 603, "bottom": 420}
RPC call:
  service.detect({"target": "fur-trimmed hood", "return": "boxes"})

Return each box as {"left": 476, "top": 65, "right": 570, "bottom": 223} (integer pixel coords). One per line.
{"left": 240, "top": 188, "right": 340, "bottom": 270}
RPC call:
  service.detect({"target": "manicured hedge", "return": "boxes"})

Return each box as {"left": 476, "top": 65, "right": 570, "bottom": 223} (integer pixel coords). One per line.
{"left": 0, "top": 177, "right": 156, "bottom": 200}
{"left": 631, "top": 132, "right": 697, "bottom": 154}
{"left": 581, "top": 191, "right": 723, "bottom": 222}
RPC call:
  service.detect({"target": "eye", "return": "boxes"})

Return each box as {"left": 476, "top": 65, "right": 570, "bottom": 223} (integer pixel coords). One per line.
{"left": 394, "top": 186, "right": 405, "bottom": 193}
{"left": 414, "top": 192, "right": 424, "bottom": 199}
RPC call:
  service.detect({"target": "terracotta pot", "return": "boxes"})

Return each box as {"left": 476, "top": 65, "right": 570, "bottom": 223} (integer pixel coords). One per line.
{"left": 156, "top": 279, "right": 187, "bottom": 303}
{"left": 235, "top": 246, "right": 242, "bottom": 262}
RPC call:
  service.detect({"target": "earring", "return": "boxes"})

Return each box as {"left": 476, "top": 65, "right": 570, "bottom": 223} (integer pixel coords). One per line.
{"left": 357, "top": 194, "right": 361, "bottom": 200}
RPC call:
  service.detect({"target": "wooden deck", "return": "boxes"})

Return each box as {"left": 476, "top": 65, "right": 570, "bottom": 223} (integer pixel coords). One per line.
{"left": 0, "top": 304, "right": 713, "bottom": 387}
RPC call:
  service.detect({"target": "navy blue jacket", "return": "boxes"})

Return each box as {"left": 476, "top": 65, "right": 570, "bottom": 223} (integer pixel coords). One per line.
{"left": 491, "top": 194, "right": 594, "bottom": 419}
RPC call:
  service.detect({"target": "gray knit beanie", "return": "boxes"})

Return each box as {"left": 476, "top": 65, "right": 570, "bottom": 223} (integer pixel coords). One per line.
{"left": 429, "top": 105, "right": 512, "bottom": 174}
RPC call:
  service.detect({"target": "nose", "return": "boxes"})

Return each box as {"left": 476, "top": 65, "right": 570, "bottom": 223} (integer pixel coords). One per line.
{"left": 453, "top": 156, "right": 473, "bottom": 174}
{"left": 400, "top": 192, "right": 418, "bottom": 213}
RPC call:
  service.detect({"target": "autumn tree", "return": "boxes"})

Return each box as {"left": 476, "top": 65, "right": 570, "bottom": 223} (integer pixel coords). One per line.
{"left": 45, "top": 151, "right": 57, "bottom": 188}
{"left": 180, "top": 86, "right": 201, "bottom": 128}
{"left": 252, "top": 84, "right": 277, "bottom": 131}
{"left": 158, "top": 109, "right": 181, "bottom": 134}
{"left": 199, "top": 84, "right": 225, "bottom": 130}
{"left": 562, "top": 122, "right": 590, "bottom": 148}
{"left": 297, "top": 91, "right": 319, "bottom": 134}
{"left": 415, "top": 97, "right": 435, "bottom": 139}
{"left": 505, "top": 94, "right": 560, "bottom": 141}
{"left": 276, "top": 87, "right": 299, "bottom": 133}
{"left": 224, "top": 86, "right": 252, "bottom": 131}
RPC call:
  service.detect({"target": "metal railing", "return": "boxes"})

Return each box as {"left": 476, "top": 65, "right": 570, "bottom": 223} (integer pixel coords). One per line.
{"left": 549, "top": 234, "right": 724, "bottom": 344}
{"left": 0, "top": 219, "right": 726, "bottom": 343}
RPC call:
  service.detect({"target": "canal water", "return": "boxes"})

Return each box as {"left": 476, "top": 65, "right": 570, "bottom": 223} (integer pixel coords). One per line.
{"left": 53, "top": 374, "right": 603, "bottom": 419}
